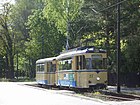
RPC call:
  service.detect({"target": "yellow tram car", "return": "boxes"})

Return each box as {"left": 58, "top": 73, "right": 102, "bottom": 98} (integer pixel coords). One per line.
{"left": 36, "top": 46, "right": 107, "bottom": 89}
{"left": 56, "top": 46, "right": 107, "bottom": 88}
{"left": 36, "top": 57, "right": 56, "bottom": 85}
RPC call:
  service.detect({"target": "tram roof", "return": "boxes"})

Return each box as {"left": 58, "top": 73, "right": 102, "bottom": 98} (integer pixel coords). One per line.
{"left": 36, "top": 57, "right": 56, "bottom": 64}
{"left": 57, "top": 46, "right": 106, "bottom": 59}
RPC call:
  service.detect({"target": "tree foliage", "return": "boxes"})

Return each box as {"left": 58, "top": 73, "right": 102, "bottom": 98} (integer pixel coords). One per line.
{"left": 27, "top": 9, "right": 65, "bottom": 58}
{"left": 0, "top": 3, "right": 14, "bottom": 79}
{"left": 120, "top": 0, "right": 140, "bottom": 73}
{"left": 43, "top": 0, "right": 84, "bottom": 37}
{"left": 0, "top": 0, "right": 140, "bottom": 80}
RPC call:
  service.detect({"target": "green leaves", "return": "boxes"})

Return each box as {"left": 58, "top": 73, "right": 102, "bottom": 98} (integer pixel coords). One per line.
{"left": 43, "top": 0, "right": 84, "bottom": 34}
{"left": 27, "top": 8, "right": 65, "bottom": 58}
{"left": 0, "top": 0, "right": 139, "bottom": 79}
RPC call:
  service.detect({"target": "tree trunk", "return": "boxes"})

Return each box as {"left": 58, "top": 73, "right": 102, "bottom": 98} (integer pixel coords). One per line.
{"left": 9, "top": 52, "right": 14, "bottom": 79}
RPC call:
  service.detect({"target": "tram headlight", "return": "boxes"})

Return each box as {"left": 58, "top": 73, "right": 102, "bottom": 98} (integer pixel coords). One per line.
{"left": 96, "top": 77, "right": 100, "bottom": 81}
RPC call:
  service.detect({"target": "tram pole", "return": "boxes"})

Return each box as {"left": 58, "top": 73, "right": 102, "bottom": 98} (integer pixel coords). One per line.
{"left": 116, "top": 0, "right": 121, "bottom": 93}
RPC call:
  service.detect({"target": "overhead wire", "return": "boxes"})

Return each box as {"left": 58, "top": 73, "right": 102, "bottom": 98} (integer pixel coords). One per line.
{"left": 91, "top": 0, "right": 126, "bottom": 13}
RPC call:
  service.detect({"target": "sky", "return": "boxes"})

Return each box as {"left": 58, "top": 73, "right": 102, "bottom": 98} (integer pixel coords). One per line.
{"left": 0, "top": 0, "right": 15, "bottom": 10}
{"left": 0, "top": 0, "right": 15, "bottom": 4}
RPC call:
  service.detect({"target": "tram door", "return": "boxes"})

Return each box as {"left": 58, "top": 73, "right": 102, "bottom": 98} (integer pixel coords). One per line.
{"left": 76, "top": 55, "right": 85, "bottom": 88}
{"left": 48, "top": 61, "right": 56, "bottom": 85}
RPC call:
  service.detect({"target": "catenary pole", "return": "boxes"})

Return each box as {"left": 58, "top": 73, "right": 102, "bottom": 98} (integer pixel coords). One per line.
{"left": 91, "top": 0, "right": 122, "bottom": 93}
{"left": 116, "top": 0, "right": 121, "bottom": 93}
{"left": 66, "top": 0, "right": 70, "bottom": 50}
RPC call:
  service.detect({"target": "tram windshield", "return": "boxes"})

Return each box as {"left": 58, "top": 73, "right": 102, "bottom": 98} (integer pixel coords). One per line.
{"left": 86, "top": 55, "right": 107, "bottom": 69}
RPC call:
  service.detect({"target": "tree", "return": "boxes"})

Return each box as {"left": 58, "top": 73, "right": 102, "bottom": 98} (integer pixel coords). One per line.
{"left": 43, "top": 0, "right": 84, "bottom": 48}
{"left": 10, "top": 0, "right": 45, "bottom": 78}
{"left": 120, "top": 0, "right": 140, "bottom": 73}
{"left": 0, "top": 3, "right": 14, "bottom": 79}
{"left": 27, "top": 9, "right": 65, "bottom": 58}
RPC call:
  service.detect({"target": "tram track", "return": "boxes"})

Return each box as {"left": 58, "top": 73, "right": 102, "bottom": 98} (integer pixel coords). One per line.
{"left": 25, "top": 83, "right": 140, "bottom": 101}
{"left": 85, "top": 90, "right": 140, "bottom": 101}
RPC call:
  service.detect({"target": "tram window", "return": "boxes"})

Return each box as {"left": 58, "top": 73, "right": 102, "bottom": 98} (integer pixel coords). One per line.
{"left": 40, "top": 64, "right": 44, "bottom": 71}
{"left": 91, "top": 55, "right": 107, "bottom": 69}
{"left": 36, "top": 65, "right": 40, "bottom": 72}
{"left": 64, "top": 60, "right": 68, "bottom": 69}
{"left": 69, "top": 59, "right": 72, "bottom": 69}
{"left": 92, "top": 58, "right": 102, "bottom": 69}
{"left": 86, "top": 58, "right": 92, "bottom": 69}
{"left": 59, "top": 61, "right": 62, "bottom": 70}
{"left": 36, "top": 64, "right": 44, "bottom": 72}
{"left": 58, "top": 58, "right": 72, "bottom": 70}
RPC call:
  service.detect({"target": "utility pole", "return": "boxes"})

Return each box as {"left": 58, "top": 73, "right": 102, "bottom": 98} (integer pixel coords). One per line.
{"left": 93, "top": 0, "right": 122, "bottom": 93}
{"left": 66, "top": 0, "right": 70, "bottom": 50}
{"left": 116, "top": 0, "right": 121, "bottom": 93}
{"left": 91, "top": 0, "right": 123, "bottom": 93}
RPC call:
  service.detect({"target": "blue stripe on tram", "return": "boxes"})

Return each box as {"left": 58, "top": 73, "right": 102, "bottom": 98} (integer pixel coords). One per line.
{"left": 58, "top": 80, "right": 76, "bottom": 87}
{"left": 37, "top": 80, "right": 48, "bottom": 85}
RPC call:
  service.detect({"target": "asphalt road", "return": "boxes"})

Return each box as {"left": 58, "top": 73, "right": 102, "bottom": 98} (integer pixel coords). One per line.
{"left": 0, "top": 82, "right": 107, "bottom": 105}
{"left": 0, "top": 82, "right": 140, "bottom": 105}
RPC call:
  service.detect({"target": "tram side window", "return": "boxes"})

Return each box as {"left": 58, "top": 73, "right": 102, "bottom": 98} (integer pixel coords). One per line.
{"left": 59, "top": 62, "right": 63, "bottom": 70}
{"left": 36, "top": 65, "right": 40, "bottom": 72}
{"left": 40, "top": 64, "right": 44, "bottom": 72}
{"left": 59, "top": 58, "right": 72, "bottom": 70}
{"left": 67, "top": 60, "right": 72, "bottom": 70}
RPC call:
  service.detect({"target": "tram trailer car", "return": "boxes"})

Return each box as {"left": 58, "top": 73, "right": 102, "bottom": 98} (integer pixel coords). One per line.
{"left": 36, "top": 57, "right": 56, "bottom": 86}
{"left": 56, "top": 46, "right": 107, "bottom": 89}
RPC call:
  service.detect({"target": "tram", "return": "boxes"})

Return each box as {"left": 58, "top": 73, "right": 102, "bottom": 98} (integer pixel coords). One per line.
{"left": 56, "top": 46, "right": 107, "bottom": 88}
{"left": 36, "top": 46, "right": 107, "bottom": 89}
{"left": 36, "top": 57, "right": 56, "bottom": 85}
